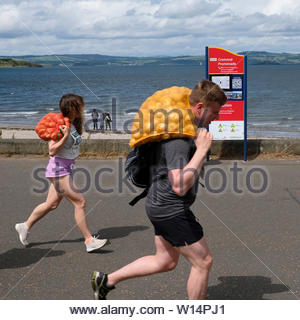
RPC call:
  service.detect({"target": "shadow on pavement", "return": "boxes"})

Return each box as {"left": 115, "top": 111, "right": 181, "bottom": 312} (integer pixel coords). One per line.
{"left": 88, "top": 249, "right": 114, "bottom": 254}
{"left": 27, "top": 237, "right": 84, "bottom": 248}
{"left": 27, "top": 239, "right": 113, "bottom": 254}
{"left": 207, "top": 276, "right": 290, "bottom": 299}
{"left": 0, "top": 248, "right": 65, "bottom": 269}
{"left": 96, "top": 225, "right": 149, "bottom": 240}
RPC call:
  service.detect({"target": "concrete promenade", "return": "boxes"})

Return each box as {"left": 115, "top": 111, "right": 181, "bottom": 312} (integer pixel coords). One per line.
{"left": 0, "top": 158, "right": 300, "bottom": 300}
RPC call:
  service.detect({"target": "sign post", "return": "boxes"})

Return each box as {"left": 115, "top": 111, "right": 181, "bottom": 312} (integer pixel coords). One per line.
{"left": 206, "top": 47, "right": 247, "bottom": 161}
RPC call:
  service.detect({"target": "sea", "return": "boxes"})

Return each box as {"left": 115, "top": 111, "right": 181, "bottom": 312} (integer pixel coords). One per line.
{"left": 0, "top": 64, "right": 300, "bottom": 138}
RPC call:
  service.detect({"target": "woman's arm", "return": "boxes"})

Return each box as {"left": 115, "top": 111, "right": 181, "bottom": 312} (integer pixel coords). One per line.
{"left": 48, "top": 125, "right": 70, "bottom": 156}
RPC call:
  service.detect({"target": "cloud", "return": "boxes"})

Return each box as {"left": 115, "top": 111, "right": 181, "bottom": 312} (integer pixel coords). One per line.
{"left": 0, "top": 0, "right": 299, "bottom": 56}
{"left": 155, "top": 0, "right": 221, "bottom": 19}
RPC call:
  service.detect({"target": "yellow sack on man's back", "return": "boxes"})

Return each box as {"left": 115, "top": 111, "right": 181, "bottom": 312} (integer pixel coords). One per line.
{"left": 129, "top": 86, "right": 197, "bottom": 147}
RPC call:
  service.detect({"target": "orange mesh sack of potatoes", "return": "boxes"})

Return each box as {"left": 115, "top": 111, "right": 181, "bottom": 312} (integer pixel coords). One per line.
{"left": 129, "top": 86, "right": 197, "bottom": 147}
{"left": 35, "top": 112, "right": 70, "bottom": 141}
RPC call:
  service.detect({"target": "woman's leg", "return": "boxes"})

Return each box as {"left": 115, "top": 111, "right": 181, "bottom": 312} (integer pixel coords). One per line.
{"left": 26, "top": 179, "right": 63, "bottom": 228}
{"left": 15, "top": 179, "right": 63, "bottom": 245}
{"left": 56, "top": 175, "right": 92, "bottom": 241}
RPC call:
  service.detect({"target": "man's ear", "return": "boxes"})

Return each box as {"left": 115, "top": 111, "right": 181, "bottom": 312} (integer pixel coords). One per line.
{"left": 193, "top": 101, "right": 204, "bottom": 115}
{"left": 195, "top": 101, "right": 204, "bottom": 110}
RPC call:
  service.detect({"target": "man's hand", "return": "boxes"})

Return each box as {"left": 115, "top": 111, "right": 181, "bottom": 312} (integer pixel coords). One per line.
{"left": 194, "top": 128, "right": 213, "bottom": 154}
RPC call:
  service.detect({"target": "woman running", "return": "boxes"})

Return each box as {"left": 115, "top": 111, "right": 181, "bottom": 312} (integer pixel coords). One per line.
{"left": 15, "top": 94, "right": 108, "bottom": 252}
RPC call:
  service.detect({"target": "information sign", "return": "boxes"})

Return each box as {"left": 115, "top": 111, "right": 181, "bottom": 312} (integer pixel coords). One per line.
{"left": 206, "top": 47, "right": 248, "bottom": 160}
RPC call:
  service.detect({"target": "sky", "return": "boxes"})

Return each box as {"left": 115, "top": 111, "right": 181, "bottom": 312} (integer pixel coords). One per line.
{"left": 0, "top": 0, "right": 300, "bottom": 57}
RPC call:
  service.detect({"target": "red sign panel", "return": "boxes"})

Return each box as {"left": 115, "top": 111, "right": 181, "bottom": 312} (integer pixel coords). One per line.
{"left": 208, "top": 47, "right": 244, "bottom": 74}
{"left": 217, "top": 101, "right": 244, "bottom": 121}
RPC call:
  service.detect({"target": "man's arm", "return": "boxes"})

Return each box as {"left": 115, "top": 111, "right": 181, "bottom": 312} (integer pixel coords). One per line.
{"left": 168, "top": 129, "right": 212, "bottom": 196}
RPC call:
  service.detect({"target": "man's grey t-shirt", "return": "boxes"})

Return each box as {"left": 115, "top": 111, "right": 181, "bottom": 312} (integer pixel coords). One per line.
{"left": 145, "top": 138, "right": 199, "bottom": 221}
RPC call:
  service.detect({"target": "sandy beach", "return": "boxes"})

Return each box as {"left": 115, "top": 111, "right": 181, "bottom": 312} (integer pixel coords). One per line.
{"left": 0, "top": 125, "right": 292, "bottom": 140}
{"left": 0, "top": 126, "right": 131, "bottom": 140}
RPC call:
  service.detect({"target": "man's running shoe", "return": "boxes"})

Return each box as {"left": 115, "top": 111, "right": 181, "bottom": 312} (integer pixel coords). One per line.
{"left": 91, "top": 271, "right": 115, "bottom": 300}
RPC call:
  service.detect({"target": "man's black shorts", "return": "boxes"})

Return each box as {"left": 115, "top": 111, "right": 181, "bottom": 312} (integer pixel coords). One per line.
{"left": 149, "top": 210, "right": 204, "bottom": 247}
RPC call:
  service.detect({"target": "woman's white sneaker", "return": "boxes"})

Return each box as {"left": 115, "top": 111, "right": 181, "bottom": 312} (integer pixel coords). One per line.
{"left": 86, "top": 237, "right": 108, "bottom": 252}
{"left": 15, "top": 223, "right": 29, "bottom": 246}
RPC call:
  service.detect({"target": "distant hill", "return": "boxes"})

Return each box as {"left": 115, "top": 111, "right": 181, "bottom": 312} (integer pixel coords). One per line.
{"left": 0, "top": 54, "right": 205, "bottom": 67}
{"left": 238, "top": 51, "right": 300, "bottom": 65}
{"left": 0, "top": 58, "right": 42, "bottom": 68}
{"left": 1, "top": 52, "right": 300, "bottom": 67}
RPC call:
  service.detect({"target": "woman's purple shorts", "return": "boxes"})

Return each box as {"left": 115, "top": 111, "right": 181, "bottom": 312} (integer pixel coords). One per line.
{"left": 45, "top": 156, "right": 75, "bottom": 178}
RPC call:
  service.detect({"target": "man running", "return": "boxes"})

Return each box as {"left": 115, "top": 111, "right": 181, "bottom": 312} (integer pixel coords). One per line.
{"left": 91, "top": 80, "right": 227, "bottom": 299}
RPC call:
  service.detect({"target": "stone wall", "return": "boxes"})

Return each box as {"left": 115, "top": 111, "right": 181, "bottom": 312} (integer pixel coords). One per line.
{"left": 1, "top": 138, "right": 300, "bottom": 158}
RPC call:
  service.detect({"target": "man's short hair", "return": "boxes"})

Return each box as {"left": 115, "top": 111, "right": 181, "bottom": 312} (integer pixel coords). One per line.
{"left": 189, "top": 80, "right": 227, "bottom": 107}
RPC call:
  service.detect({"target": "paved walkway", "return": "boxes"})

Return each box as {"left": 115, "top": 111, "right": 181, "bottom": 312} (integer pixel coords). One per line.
{"left": 1, "top": 158, "right": 299, "bottom": 300}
